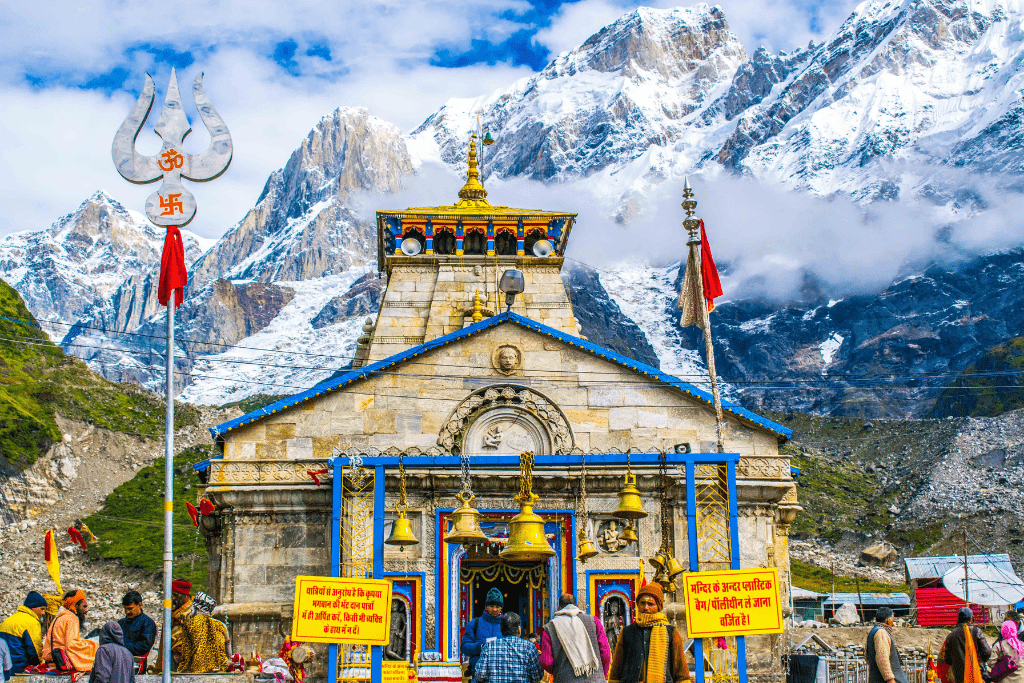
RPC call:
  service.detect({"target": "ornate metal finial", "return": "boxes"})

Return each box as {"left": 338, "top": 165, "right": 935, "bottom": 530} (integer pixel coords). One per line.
{"left": 112, "top": 68, "right": 232, "bottom": 226}
{"left": 682, "top": 176, "right": 700, "bottom": 244}
{"left": 456, "top": 133, "right": 490, "bottom": 207}
{"left": 472, "top": 289, "right": 484, "bottom": 323}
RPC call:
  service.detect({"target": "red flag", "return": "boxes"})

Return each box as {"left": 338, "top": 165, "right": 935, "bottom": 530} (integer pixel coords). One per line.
{"left": 699, "top": 220, "right": 723, "bottom": 311}
{"left": 68, "top": 527, "right": 87, "bottom": 550}
{"left": 158, "top": 225, "right": 188, "bottom": 309}
{"left": 307, "top": 469, "right": 328, "bottom": 487}
{"left": 186, "top": 502, "right": 200, "bottom": 527}
{"left": 199, "top": 498, "right": 215, "bottom": 516}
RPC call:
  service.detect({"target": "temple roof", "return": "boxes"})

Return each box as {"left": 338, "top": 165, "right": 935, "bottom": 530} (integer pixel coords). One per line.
{"left": 211, "top": 311, "right": 792, "bottom": 441}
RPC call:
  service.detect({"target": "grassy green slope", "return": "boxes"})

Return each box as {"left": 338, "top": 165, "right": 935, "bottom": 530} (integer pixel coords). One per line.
{"left": 0, "top": 279, "right": 198, "bottom": 471}
{"left": 83, "top": 445, "right": 212, "bottom": 590}
{"left": 928, "top": 337, "right": 1024, "bottom": 417}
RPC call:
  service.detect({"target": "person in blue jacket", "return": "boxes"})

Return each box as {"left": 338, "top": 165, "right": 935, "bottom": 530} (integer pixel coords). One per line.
{"left": 0, "top": 591, "right": 46, "bottom": 675}
{"left": 461, "top": 588, "right": 505, "bottom": 682}
{"left": 117, "top": 591, "right": 157, "bottom": 659}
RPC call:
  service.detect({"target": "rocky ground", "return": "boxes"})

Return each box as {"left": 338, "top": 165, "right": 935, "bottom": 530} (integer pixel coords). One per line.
{"left": 0, "top": 406, "right": 235, "bottom": 626}
{"left": 779, "top": 407, "right": 1024, "bottom": 584}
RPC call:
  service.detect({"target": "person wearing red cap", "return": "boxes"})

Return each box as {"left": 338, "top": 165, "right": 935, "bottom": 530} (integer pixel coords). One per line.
{"left": 607, "top": 584, "right": 689, "bottom": 683}
{"left": 165, "top": 580, "right": 227, "bottom": 673}
{"left": 42, "top": 590, "right": 98, "bottom": 672}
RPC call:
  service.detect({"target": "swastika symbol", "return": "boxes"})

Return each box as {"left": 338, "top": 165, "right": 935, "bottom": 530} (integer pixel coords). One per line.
{"left": 159, "top": 193, "right": 184, "bottom": 216}
{"left": 158, "top": 149, "right": 184, "bottom": 172}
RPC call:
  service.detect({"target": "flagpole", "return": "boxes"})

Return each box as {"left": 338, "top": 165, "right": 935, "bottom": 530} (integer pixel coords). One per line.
{"left": 681, "top": 179, "right": 726, "bottom": 451}
{"left": 162, "top": 298, "right": 174, "bottom": 683}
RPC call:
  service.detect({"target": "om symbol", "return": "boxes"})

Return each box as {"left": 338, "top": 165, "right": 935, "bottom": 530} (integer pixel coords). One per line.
{"left": 158, "top": 149, "right": 184, "bottom": 172}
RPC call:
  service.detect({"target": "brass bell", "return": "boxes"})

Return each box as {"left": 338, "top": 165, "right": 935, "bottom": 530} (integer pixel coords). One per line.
{"left": 665, "top": 555, "right": 685, "bottom": 581}
{"left": 613, "top": 473, "right": 647, "bottom": 520}
{"left": 620, "top": 522, "right": 638, "bottom": 544}
{"left": 385, "top": 508, "right": 419, "bottom": 549}
{"left": 445, "top": 492, "right": 488, "bottom": 545}
{"left": 577, "top": 535, "right": 598, "bottom": 562}
{"left": 649, "top": 550, "right": 668, "bottom": 571}
{"left": 500, "top": 494, "right": 556, "bottom": 561}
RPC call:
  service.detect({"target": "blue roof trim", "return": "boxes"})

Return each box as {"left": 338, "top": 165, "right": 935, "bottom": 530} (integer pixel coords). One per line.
{"left": 210, "top": 311, "right": 792, "bottom": 440}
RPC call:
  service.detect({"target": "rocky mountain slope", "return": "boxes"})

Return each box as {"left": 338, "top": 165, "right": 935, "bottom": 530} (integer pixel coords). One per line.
{"left": 4, "top": 1, "right": 1024, "bottom": 418}
{"left": 0, "top": 191, "right": 208, "bottom": 341}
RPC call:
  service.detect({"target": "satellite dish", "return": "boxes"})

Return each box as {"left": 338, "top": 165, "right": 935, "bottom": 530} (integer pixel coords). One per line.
{"left": 401, "top": 237, "right": 422, "bottom": 256}
{"left": 532, "top": 239, "right": 553, "bottom": 257}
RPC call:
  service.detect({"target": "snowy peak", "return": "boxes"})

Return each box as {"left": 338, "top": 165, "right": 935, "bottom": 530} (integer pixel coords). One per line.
{"left": 572, "top": 5, "right": 743, "bottom": 82}
{"left": 189, "top": 107, "right": 414, "bottom": 290}
{"left": 411, "top": 4, "right": 746, "bottom": 181}
{"left": 0, "top": 191, "right": 205, "bottom": 339}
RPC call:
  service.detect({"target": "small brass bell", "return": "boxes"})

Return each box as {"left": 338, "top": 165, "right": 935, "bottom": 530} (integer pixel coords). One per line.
{"left": 649, "top": 549, "right": 668, "bottom": 571}
{"left": 385, "top": 508, "right": 418, "bottom": 549}
{"left": 501, "top": 494, "right": 556, "bottom": 561}
{"left": 665, "top": 555, "right": 685, "bottom": 581}
{"left": 613, "top": 473, "right": 647, "bottom": 520}
{"left": 482, "top": 131, "right": 495, "bottom": 145}
{"left": 577, "top": 534, "right": 598, "bottom": 562}
{"left": 445, "top": 492, "right": 488, "bottom": 545}
{"left": 620, "top": 522, "right": 638, "bottom": 544}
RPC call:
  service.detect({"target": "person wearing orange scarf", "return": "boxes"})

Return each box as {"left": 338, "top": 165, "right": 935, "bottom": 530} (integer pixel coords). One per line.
{"left": 942, "top": 607, "right": 991, "bottom": 683}
{"left": 607, "top": 584, "right": 689, "bottom": 683}
{"left": 42, "top": 590, "right": 98, "bottom": 672}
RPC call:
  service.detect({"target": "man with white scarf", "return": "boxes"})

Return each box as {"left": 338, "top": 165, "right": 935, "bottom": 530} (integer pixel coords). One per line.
{"left": 540, "top": 594, "right": 611, "bottom": 683}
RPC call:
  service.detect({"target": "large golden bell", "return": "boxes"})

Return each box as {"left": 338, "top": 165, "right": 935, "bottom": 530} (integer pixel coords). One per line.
{"left": 613, "top": 473, "right": 647, "bottom": 520}
{"left": 500, "top": 496, "right": 556, "bottom": 561}
{"left": 620, "top": 522, "right": 638, "bottom": 543}
{"left": 665, "top": 555, "right": 685, "bottom": 581}
{"left": 385, "top": 509, "right": 419, "bottom": 548}
{"left": 445, "top": 492, "right": 488, "bottom": 545}
{"left": 577, "top": 535, "right": 598, "bottom": 562}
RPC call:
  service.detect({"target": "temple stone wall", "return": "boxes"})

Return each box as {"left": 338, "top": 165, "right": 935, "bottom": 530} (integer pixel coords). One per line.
{"left": 369, "top": 258, "right": 578, "bottom": 361}
{"left": 218, "top": 325, "right": 783, "bottom": 462}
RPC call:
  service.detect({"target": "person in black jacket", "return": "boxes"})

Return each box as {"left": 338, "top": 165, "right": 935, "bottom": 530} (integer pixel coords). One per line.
{"left": 117, "top": 592, "right": 156, "bottom": 659}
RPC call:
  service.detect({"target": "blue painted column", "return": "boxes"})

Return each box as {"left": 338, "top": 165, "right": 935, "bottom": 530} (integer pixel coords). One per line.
{"left": 456, "top": 221, "right": 464, "bottom": 255}
{"left": 486, "top": 220, "right": 495, "bottom": 255}
{"left": 516, "top": 219, "right": 525, "bottom": 255}
{"left": 329, "top": 459, "right": 342, "bottom": 683}
{"left": 685, "top": 462, "right": 705, "bottom": 683}
{"left": 727, "top": 461, "right": 748, "bottom": 683}
{"left": 425, "top": 220, "right": 434, "bottom": 254}
{"left": 371, "top": 465, "right": 385, "bottom": 683}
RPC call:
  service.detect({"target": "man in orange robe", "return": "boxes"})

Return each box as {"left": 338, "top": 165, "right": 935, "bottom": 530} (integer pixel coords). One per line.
{"left": 42, "top": 590, "right": 98, "bottom": 671}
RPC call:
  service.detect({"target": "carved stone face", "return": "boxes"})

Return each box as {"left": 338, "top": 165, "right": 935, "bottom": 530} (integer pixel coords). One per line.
{"left": 498, "top": 347, "right": 518, "bottom": 370}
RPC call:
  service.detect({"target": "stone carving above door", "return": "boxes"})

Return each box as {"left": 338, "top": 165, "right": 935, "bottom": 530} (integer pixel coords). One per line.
{"left": 437, "top": 385, "right": 574, "bottom": 456}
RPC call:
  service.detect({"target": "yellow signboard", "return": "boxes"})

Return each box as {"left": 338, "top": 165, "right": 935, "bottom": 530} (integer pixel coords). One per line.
{"left": 681, "top": 567, "right": 783, "bottom": 638}
{"left": 381, "top": 661, "right": 412, "bottom": 683}
{"left": 292, "top": 575, "right": 392, "bottom": 644}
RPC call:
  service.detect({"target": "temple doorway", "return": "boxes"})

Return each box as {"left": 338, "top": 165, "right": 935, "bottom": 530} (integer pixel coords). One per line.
{"left": 463, "top": 561, "right": 550, "bottom": 637}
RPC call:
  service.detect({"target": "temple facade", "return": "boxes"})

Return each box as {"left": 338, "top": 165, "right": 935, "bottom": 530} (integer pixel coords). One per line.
{"left": 198, "top": 136, "right": 799, "bottom": 681}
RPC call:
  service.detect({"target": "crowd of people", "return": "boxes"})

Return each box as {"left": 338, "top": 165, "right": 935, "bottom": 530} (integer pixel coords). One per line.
{"left": 462, "top": 582, "right": 691, "bottom": 683}
{"left": 0, "top": 581, "right": 228, "bottom": 682}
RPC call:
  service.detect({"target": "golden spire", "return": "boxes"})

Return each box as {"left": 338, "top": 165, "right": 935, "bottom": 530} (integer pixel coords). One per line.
{"left": 456, "top": 133, "right": 490, "bottom": 207}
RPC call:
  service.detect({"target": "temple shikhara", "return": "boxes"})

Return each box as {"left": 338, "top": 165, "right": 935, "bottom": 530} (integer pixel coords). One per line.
{"left": 196, "top": 135, "right": 800, "bottom": 681}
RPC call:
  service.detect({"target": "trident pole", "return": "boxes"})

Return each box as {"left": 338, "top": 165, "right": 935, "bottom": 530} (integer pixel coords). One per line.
{"left": 112, "top": 69, "right": 232, "bottom": 683}
{"left": 162, "top": 300, "right": 174, "bottom": 683}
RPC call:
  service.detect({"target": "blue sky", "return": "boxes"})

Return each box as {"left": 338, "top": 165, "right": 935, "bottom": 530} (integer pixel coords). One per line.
{"left": 0, "top": 0, "right": 861, "bottom": 239}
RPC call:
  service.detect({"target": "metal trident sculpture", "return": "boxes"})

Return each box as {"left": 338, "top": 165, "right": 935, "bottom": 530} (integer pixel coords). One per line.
{"left": 112, "top": 67, "right": 232, "bottom": 225}
{"left": 112, "top": 68, "right": 231, "bottom": 683}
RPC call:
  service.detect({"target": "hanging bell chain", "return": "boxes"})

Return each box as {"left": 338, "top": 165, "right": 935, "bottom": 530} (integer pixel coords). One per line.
{"left": 515, "top": 450, "right": 536, "bottom": 505}
{"left": 398, "top": 452, "right": 408, "bottom": 509}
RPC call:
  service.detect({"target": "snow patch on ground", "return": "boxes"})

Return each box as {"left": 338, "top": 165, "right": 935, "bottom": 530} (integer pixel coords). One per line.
{"left": 819, "top": 333, "right": 844, "bottom": 368}
{"left": 180, "top": 270, "right": 372, "bottom": 405}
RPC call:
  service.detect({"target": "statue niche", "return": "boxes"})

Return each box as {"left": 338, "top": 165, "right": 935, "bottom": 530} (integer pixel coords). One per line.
{"left": 384, "top": 598, "right": 409, "bottom": 661}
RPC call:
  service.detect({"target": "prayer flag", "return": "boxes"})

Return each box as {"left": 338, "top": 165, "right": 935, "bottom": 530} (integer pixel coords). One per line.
{"left": 679, "top": 219, "right": 723, "bottom": 327}
{"left": 44, "top": 530, "right": 62, "bottom": 594}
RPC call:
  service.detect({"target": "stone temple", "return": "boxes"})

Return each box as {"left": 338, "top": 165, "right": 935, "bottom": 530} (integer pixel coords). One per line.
{"left": 197, "top": 135, "right": 800, "bottom": 681}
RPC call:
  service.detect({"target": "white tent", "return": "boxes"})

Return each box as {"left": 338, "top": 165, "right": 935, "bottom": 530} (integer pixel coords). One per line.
{"left": 942, "top": 563, "right": 1024, "bottom": 606}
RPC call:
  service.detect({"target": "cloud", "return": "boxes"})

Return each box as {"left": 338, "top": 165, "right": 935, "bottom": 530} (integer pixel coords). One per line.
{"left": 365, "top": 162, "right": 1024, "bottom": 303}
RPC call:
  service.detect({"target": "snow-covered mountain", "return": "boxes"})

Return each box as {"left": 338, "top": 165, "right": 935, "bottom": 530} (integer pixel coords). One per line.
{"left": 0, "top": 191, "right": 208, "bottom": 340}
{"left": 7, "top": 0, "right": 1024, "bottom": 416}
